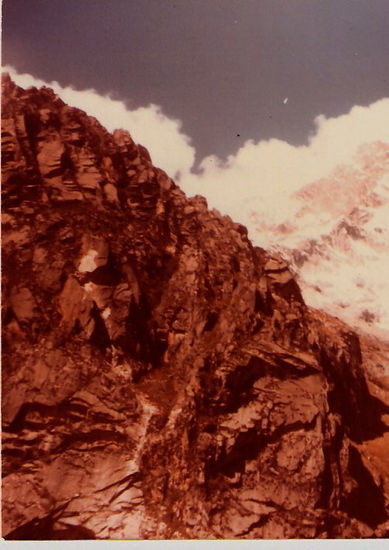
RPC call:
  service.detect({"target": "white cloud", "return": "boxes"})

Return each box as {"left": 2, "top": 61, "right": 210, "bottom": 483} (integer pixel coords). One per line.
{"left": 178, "top": 97, "right": 389, "bottom": 332}
{"left": 180, "top": 98, "right": 389, "bottom": 244}
{"left": 4, "top": 65, "right": 195, "bottom": 179}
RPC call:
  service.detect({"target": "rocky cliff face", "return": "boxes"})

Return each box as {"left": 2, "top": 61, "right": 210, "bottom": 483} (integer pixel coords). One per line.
{"left": 2, "top": 74, "right": 388, "bottom": 539}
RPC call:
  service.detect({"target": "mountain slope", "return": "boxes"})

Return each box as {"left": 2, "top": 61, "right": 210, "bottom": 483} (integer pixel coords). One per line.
{"left": 2, "top": 74, "right": 388, "bottom": 539}
{"left": 249, "top": 141, "right": 389, "bottom": 334}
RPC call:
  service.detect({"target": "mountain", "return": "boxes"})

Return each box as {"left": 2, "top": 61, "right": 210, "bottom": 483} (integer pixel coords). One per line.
{"left": 249, "top": 141, "right": 389, "bottom": 334}
{"left": 2, "top": 73, "right": 389, "bottom": 539}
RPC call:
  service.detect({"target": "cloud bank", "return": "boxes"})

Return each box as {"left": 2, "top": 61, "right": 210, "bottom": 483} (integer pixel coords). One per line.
{"left": 178, "top": 97, "right": 389, "bottom": 332}
{"left": 6, "top": 65, "right": 388, "bottom": 226}
{"left": 4, "top": 65, "right": 195, "bottom": 179}
{"left": 180, "top": 98, "right": 389, "bottom": 244}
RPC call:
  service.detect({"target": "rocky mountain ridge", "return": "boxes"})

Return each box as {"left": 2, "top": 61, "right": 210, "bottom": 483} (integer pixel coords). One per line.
{"left": 2, "top": 74, "right": 389, "bottom": 539}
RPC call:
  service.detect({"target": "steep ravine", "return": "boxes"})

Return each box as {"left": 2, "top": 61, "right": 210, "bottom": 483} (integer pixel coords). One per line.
{"left": 2, "top": 74, "right": 388, "bottom": 539}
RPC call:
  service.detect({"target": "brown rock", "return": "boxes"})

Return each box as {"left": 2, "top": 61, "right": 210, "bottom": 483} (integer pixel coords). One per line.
{"left": 9, "top": 286, "right": 37, "bottom": 322}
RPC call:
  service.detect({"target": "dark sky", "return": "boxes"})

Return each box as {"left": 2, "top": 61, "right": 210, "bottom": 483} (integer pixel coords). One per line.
{"left": 2, "top": 0, "right": 389, "bottom": 163}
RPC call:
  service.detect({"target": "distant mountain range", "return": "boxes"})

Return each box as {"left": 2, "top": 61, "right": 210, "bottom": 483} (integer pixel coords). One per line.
{"left": 250, "top": 141, "right": 389, "bottom": 335}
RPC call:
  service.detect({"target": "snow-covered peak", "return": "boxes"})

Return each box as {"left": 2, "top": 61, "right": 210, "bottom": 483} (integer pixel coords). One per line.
{"left": 254, "top": 142, "right": 389, "bottom": 332}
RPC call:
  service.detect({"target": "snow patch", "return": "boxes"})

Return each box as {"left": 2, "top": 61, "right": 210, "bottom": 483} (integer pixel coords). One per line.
{"left": 83, "top": 282, "right": 94, "bottom": 294}
{"left": 79, "top": 249, "right": 98, "bottom": 273}
{"left": 102, "top": 307, "right": 111, "bottom": 320}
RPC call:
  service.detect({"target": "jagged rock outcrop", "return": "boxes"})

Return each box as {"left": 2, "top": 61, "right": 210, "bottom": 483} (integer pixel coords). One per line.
{"left": 2, "top": 74, "right": 388, "bottom": 539}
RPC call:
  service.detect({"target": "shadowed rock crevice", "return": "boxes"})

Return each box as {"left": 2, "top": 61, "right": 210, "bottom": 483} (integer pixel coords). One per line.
{"left": 5, "top": 514, "right": 96, "bottom": 541}
{"left": 340, "top": 445, "right": 387, "bottom": 528}
{"left": 206, "top": 416, "right": 319, "bottom": 481}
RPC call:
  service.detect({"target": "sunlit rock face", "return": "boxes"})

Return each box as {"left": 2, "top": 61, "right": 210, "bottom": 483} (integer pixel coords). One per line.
{"left": 2, "top": 74, "right": 389, "bottom": 540}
